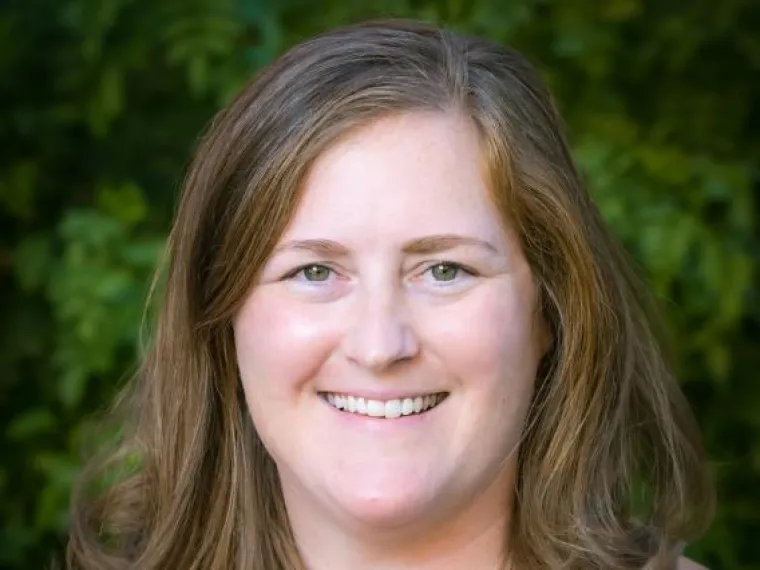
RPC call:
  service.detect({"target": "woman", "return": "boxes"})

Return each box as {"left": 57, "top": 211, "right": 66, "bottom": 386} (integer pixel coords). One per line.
{"left": 67, "top": 19, "right": 714, "bottom": 569}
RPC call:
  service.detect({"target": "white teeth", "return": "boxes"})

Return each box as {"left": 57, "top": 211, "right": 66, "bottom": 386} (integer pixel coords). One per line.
{"left": 367, "top": 400, "right": 385, "bottom": 417}
{"left": 323, "top": 392, "right": 445, "bottom": 419}
{"left": 385, "top": 400, "right": 402, "bottom": 419}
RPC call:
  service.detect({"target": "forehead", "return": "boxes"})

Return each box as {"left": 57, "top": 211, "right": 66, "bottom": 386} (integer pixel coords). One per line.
{"left": 281, "top": 111, "right": 510, "bottom": 248}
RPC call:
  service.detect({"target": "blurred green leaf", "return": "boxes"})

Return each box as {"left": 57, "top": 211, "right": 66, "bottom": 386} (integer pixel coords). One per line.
{"left": 96, "top": 182, "right": 147, "bottom": 225}
{"left": 12, "top": 234, "right": 52, "bottom": 293}
{"left": 7, "top": 409, "right": 56, "bottom": 440}
{"left": 1, "top": 160, "right": 38, "bottom": 220}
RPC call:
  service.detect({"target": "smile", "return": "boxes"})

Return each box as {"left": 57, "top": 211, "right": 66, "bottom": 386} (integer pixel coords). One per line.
{"left": 320, "top": 392, "right": 449, "bottom": 419}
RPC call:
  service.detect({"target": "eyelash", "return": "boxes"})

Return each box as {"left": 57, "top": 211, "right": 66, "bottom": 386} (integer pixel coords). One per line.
{"left": 283, "top": 261, "right": 478, "bottom": 283}
{"left": 282, "top": 264, "right": 337, "bottom": 282}
{"left": 419, "top": 261, "right": 478, "bottom": 284}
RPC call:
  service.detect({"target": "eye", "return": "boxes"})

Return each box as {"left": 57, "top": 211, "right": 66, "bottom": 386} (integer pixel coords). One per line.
{"left": 428, "top": 262, "right": 461, "bottom": 282}
{"left": 286, "top": 264, "right": 334, "bottom": 282}
{"left": 421, "top": 261, "right": 478, "bottom": 286}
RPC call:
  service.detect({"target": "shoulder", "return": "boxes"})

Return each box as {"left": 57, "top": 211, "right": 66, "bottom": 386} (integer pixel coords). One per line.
{"left": 677, "top": 556, "right": 709, "bottom": 570}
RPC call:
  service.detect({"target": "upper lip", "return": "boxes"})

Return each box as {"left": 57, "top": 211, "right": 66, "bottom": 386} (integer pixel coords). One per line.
{"left": 317, "top": 389, "right": 449, "bottom": 400}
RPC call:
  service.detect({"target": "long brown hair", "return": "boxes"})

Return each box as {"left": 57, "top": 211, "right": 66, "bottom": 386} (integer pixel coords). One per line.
{"left": 67, "top": 19, "right": 714, "bottom": 569}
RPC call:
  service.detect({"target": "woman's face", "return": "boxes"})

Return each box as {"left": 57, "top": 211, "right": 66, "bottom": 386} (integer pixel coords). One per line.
{"left": 234, "top": 111, "right": 548, "bottom": 534}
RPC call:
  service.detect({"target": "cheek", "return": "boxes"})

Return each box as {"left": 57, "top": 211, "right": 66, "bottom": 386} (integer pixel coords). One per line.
{"left": 422, "top": 282, "right": 542, "bottom": 389}
{"left": 233, "top": 289, "right": 340, "bottom": 397}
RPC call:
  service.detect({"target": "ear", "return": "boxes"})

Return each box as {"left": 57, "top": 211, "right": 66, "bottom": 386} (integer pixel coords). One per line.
{"left": 531, "top": 312, "right": 555, "bottom": 385}
{"left": 537, "top": 316, "right": 553, "bottom": 358}
{"left": 533, "top": 292, "right": 554, "bottom": 360}
{"left": 531, "top": 278, "right": 555, "bottom": 359}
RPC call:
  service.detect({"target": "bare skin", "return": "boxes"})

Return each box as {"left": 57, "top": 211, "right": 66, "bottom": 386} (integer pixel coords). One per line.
{"left": 233, "top": 110, "right": 709, "bottom": 570}
{"left": 235, "top": 111, "right": 546, "bottom": 569}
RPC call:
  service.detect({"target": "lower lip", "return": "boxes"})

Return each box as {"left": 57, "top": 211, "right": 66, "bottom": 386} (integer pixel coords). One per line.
{"left": 319, "top": 394, "right": 448, "bottom": 430}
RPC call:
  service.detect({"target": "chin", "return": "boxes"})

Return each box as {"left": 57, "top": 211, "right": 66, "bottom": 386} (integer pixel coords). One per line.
{"left": 330, "top": 484, "right": 441, "bottom": 531}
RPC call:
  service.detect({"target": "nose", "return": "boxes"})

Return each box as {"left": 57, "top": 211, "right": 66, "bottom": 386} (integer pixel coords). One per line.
{"left": 341, "top": 285, "right": 420, "bottom": 372}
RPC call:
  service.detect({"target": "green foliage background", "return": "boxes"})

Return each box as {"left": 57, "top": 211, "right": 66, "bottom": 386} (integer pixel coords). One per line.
{"left": 1, "top": 0, "right": 758, "bottom": 568}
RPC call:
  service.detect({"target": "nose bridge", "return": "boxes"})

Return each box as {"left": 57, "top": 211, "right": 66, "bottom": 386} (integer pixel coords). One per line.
{"left": 342, "top": 277, "right": 418, "bottom": 371}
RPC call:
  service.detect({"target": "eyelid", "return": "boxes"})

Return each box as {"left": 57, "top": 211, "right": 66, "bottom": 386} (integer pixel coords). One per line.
{"left": 417, "top": 260, "right": 478, "bottom": 276}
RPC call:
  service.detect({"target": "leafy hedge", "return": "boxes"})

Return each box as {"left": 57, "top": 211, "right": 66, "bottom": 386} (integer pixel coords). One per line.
{"left": 1, "top": 1, "right": 758, "bottom": 568}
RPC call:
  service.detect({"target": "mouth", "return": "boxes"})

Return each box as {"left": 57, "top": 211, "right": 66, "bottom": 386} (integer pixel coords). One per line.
{"left": 319, "top": 392, "right": 449, "bottom": 419}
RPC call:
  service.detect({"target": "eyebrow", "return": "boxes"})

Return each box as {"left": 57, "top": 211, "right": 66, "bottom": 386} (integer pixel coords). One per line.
{"left": 274, "top": 234, "right": 499, "bottom": 256}
{"left": 401, "top": 234, "right": 499, "bottom": 255}
{"left": 274, "top": 239, "right": 351, "bottom": 257}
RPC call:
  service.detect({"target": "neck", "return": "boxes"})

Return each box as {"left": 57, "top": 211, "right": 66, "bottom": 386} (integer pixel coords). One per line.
{"left": 286, "top": 466, "right": 515, "bottom": 570}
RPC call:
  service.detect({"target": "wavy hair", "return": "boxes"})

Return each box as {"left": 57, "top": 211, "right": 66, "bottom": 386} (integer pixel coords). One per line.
{"left": 67, "top": 19, "right": 714, "bottom": 570}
